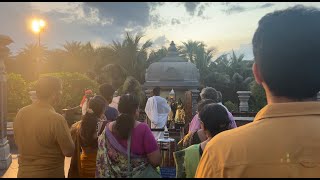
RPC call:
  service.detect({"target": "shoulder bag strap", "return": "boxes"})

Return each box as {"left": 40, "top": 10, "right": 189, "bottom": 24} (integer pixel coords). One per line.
{"left": 127, "top": 132, "right": 132, "bottom": 178}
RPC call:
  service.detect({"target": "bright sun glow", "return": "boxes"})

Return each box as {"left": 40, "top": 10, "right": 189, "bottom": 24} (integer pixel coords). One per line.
{"left": 32, "top": 19, "right": 46, "bottom": 33}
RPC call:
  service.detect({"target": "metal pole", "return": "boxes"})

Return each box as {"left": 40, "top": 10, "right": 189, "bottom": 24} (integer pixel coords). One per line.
{"left": 38, "top": 31, "right": 40, "bottom": 47}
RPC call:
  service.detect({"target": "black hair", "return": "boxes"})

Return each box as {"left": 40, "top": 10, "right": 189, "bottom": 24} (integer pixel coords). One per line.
{"left": 99, "top": 83, "right": 115, "bottom": 103}
{"left": 153, "top": 86, "right": 161, "bottom": 96}
{"left": 35, "top": 76, "right": 62, "bottom": 100}
{"left": 199, "top": 103, "right": 230, "bottom": 137}
{"left": 252, "top": 5, "right": 320, "bottom": 100}
{"left": 113, "top": 94, "right": 140, "bottom": 139}
{"left": 80, "top": 95, "right": 106, "bottom": 147}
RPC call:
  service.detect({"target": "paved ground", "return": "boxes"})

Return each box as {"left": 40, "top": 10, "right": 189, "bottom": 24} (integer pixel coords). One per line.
{"left": 0, "top": 154, "right": 71, "bottom": 178}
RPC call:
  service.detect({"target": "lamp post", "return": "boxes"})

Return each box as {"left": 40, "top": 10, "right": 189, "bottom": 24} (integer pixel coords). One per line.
{"left": 31, "top": 19, "right": 46, "bottom": 79}
{"left": 32, "top": 19, "right": 46, "bottom": 46}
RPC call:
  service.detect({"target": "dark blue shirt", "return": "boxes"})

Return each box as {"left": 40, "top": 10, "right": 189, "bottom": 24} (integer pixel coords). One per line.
{"left": 105, "top": 106, "right": 118, "bottom": 122}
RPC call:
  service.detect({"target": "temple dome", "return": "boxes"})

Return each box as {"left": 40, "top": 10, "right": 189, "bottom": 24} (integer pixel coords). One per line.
{"left": 144, "top": 41, "right": 200, "bottom": 89}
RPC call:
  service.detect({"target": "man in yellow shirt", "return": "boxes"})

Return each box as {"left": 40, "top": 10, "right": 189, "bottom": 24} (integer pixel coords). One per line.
{"left": 14, "top": 76, "right": 75, "bottom": 178}
{"left": 196, "top": 6, "right": 320, "bottom": 178}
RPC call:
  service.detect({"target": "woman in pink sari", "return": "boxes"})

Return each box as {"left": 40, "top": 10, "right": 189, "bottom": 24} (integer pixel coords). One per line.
{"left": 96, "top": 94, "right": 161, "bottom": 178}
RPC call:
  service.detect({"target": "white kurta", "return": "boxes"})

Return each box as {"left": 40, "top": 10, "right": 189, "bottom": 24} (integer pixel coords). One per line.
{"left": 145, "top": 96, "right": 171, "bottom": 140}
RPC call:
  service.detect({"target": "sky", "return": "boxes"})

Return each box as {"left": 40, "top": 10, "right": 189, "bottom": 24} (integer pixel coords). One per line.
{"left": 1, "top": 2, "right": 320, "bottom": 60}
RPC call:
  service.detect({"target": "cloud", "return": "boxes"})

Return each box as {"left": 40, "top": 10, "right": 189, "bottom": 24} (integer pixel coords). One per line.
{"left": 183, "top": 2, "right": 211, "bottom": 18}
{"left": 0, "top": 2, "right": 163, "bottom": 53}
{"left": 223, "top": 3, "right": 275, "bottom": 15}
{"left": 83, "top": 2, "right": 151, "bottom": 28}
{"left": 149, "top": 2, "right": 165, "bottom": 11}
{"left": 224, "top": 4, "right": 247, "bottom": 14}
{"left": 259, "top": 3, "right": 275, "bottom": 9}
{"left": 198, "top": 5, "right": 206, "bottom": 16}
{"left": 153, "top": 35, "right": 169, "bottom": 47}
{"left": 149, "top": 14, "right": 168, "bottom": 28}
{"left": 171, "top": 18, "right": 181, "bottom": 25}
{"left": 184, "top": 2, "right": 201, "bottom": 16}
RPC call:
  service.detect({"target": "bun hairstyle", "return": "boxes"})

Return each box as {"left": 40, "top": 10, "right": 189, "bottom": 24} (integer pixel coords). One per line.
{"left": 113, "top": 94, "right": 139, "bottom": 139}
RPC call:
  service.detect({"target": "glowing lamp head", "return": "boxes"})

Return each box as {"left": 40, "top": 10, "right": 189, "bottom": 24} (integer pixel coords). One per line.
{"left": 32, "top": 19, "right": 46, "bottom": 33}
{"left": 39, "top": 20, "right": 45, "bottom": 27}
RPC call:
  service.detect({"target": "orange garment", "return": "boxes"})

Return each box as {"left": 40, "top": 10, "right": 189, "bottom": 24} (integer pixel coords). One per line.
{"left": 69, "top": 121, "right": 97, "bottom": 178}
{"left": 196, "top": 101, "right": 320, "bottom": 178}
{"left": 79, "top": 151, "right": 97, "bottom": 178}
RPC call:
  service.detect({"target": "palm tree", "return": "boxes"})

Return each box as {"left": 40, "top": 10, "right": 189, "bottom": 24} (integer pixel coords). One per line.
{"left": 109, "top": 32, "right": 152, "bottom": 83}
{"left": 227, "top": 50, "right": 253, "bottom": 78}
{"left": 180, "top": 40, "right": 216, "bottom": 85}
{"left": 147, "top": 47, "right": 168, "bottom": 64}
{"left": 15, "top": 43, "right": 48, "bottom": 81}
{"left": 62, "top": 41, "right": 97, "bottom": 73}
{"left": 63, "top": 41, "right": 82, "bottom": 56}
{"left": 179, "top": 40, "right": 203, "bottom": 63}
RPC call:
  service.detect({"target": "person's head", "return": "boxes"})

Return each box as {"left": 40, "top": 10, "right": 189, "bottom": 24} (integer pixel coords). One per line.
{"left": 217, "top": 91, "right": 222, "bottom": 103}
{"left": 252, "top": 5, "right": 320, "bottom": 102}
{"left": 199, "top": 103, "right": 230, "bottom": 138}
{"left": 114, "top": 94, "right": 140, "bottom": 139}
{"left": 81, "top": 95, "right": 106, "bottom": 142}
{"left": 84, "top": 89, "right": 94, "bottom": 99}
{"left": 197, "top": 99, "right": 216, "bottom": 113}
{"left": 35, "top": 76, "right": 62, "bottom": 105}
{"left": 121, "top": 76, "right": 143, "bottom": 104}
{"left": 99, "top": 83, "right": 115, "bottom": 103}
{"left": 200, "top": 87, "right": 219, "bottom": 102}
{"left": 102, "top": 64, "right": 127, "bottom": 90}
{"left": 153, "top": 86, "right": 161, "bottom": 96}
{"left": 85, "top": 89, "right": 93, "bottom": 95}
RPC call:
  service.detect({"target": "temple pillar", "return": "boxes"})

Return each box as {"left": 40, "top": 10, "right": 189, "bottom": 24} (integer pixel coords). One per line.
{"left": 237, "top": 91, "right": 251, "bottom": 112}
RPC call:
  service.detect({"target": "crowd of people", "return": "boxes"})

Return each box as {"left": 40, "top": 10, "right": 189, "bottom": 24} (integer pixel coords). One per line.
{"left": 12, "top": 6, "right": 320, "bottom": 178}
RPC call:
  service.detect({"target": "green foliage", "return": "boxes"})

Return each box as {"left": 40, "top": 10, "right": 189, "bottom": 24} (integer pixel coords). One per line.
{"left": 108, "top": 32, "right": 152, "bottom": 83}
{"left": 224, "top": 101, "right": 238, "bottom": 112}
{"left": 147, "top": 47, "right": 168, "bottom": 64}
{"left": 249, "top": 81, "right": 267, "bottom": 112}
{"left": 29, "top": 72, "right": 99, "bottom": 112}
{"left": 7, "top": 73, "right": 31, "bottom": 112}
{"left": 179, "top": 40, "right": 216, "bottom": 85}
{"left": 5, "top": 32, "right": 261, "bottom": 112}
{"left": 12, "top": 44, "right": 48, "bottom": 81}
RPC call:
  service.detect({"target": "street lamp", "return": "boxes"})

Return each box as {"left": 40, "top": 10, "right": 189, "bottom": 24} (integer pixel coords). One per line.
{"left": 31, "top": 19, "right": 46, "bottom": 46}
{"left": 31, "top": 19, "right": 46, "bottom": 79}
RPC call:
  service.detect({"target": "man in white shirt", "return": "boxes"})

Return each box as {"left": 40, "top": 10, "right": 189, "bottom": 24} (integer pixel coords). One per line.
{"left": 145, "top": 87, "right": 171, "bottom": 140}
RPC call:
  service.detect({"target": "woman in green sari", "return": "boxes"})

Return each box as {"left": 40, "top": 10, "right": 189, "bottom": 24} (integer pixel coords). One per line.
{"left": 174, "top": 103, "right": 231, "bottom": 178}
